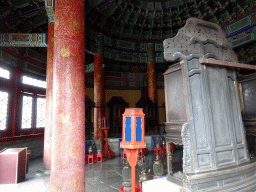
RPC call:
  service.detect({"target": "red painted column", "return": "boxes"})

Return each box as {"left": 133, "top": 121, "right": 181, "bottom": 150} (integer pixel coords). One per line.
{"left": 147, "top": 61, "right": 157, "bottom": 103}
{"left": 50, "top": 0, "right": 85, "bottom": 191}
{"left": 94, "top": 33, "right": 105, "bottom": 144}
{"left": 147, "top": 43, "right": 157, "bottom": 104}
{"left": 147, "top": 43, "right": 159, "bottom": 133}
{"left": 44, "top": 21, "right": 54, "bottom": 170}
{"left": 10, "top": 67, "right": 21, "bottom": 137}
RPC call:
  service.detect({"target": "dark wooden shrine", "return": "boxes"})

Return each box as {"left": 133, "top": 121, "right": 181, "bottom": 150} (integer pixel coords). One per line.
{"left": 163, "top": 18, "right": 256, "bottom": 191}
{"left": 85, "top": 95, "right": 95, "bottom": 140}
{"left": 106, "top": 96, "right": 129, "bottom": 137}
{"left": 136, "top": 96, "right": 158, "bottom": 134}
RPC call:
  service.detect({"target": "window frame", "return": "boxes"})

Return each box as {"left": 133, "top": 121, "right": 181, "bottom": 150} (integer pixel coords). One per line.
{"left": 0, "top": 64, "right": 14, "bottom": 138}
{"left": 20, "top": 92, "right": 34, "bottom": 134}
{"left": 35, "top": 95, "right": 46, "bottom": 129}
{"left": 0, "top": 89, "right": 11, "bottom": 136}
{"left": 0, "top": 62, "right": 45, "bottom": 141}
{"left": 20, "top": 71, "right": 46, "bottom": 135}
{"left": 20, "top": 92, "right": 45, "bottom": 135}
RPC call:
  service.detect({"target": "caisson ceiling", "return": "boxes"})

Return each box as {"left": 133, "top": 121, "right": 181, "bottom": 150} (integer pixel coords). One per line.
{"left": 0, "top": 0, "right": 255, "bottom": 75}
{"left": 86, "top": 0, "right": 254, "bottom": 41}
{"left": 84, "top": 0, "right": 256, "bottom": 67}
{"left": 0, "top": 0, "right": 255, "bottom": 39}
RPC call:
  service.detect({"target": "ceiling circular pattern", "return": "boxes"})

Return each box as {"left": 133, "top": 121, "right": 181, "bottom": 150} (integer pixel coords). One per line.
{"left": 87, "top": 0, "right": 255, "bottom": 42}
{"left": 0, "top": 0, "right": 255, "bottom": 66}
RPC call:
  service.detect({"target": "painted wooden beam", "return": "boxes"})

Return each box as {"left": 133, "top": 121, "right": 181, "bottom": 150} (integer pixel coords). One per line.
{"left": 44, "top": 0, "right": 55, "bottom": 23}
{"left": 0, "top": 33, "right": 47, "bottom": 47}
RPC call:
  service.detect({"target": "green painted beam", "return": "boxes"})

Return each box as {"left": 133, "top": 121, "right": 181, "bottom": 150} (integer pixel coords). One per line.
{"left": 0, "top": 33, "right": 47, "bottom": 47}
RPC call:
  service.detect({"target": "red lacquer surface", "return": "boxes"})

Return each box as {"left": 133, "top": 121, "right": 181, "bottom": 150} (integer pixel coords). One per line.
{"left": 94, "top": 53, "right": 105, "bottom": 143}
{"left": 50, "top": 0, "right": 86, "bottom": 191}
{"left": 44, "top": 22, "right": 54, "bottom": 170}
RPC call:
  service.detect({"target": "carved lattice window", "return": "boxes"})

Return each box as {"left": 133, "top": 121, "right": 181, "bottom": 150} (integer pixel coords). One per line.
{"left": 21, "top": 95, "right": 33, "bottom": 129}
{"left": 36, "top": 97, "right": 46, "bottom": 128}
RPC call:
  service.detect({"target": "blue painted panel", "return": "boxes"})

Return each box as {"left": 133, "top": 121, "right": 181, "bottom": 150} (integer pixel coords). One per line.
{"left": 136, "top": 117, "right": 142, "bottom": 141}
{"left": 106, "top": 119, "right": 108, "bottom": 127}
{"left": 125, "top": 117, "right": 131, "bottom": 141}
{"left": 102, "top": 119, "right": 105, "bottom": 127}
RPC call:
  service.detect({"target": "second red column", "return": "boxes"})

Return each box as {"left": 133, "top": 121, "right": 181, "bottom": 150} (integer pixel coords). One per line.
{"left": 94, "top": 33, "right": 105, "bottom": 144}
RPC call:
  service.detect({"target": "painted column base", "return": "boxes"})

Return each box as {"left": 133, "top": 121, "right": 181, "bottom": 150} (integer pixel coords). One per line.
{"left": 167, "top": 161, "right": 256, "bottom": 192}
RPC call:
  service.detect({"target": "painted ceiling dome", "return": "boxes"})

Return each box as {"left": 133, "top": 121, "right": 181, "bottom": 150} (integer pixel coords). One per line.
{"left": 0, "top": 0, "right": 255, "bottom": 67}
{"left": 0, "top": 0, "right": 254, "bottom": 37}
{"left": 86, "top": 0, "right": 255, "bottom": 42}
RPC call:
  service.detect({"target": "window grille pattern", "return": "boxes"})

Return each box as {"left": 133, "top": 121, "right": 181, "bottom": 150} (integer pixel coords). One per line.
{"left": 0, "top": 68, "right": 10, "bottom": 79}
{"left": 0, "top": 91, "right": 9, "bottom": 130}
{"left": 21, "top": 95, "right": 33, "bottom": 129}
{"left": 36, "top": 97, "right": 45, "bottom": 128}
{"left": 22, "top": 76, "right": 46, "bottom": 89}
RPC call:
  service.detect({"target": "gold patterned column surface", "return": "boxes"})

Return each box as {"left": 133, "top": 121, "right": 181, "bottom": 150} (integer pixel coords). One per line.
{"left": 44, "top": 21, "right": 54, "bottom": 170}
{"left": 50, "top": 0, "right": 86, "bottom": 191}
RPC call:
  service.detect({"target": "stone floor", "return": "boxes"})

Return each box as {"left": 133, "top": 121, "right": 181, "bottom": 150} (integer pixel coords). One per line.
{"left": 0, "top": 151, "right": 173, "bottom": 192}
{"left": 6, "top": 149, "right": 255, "bottom": 192}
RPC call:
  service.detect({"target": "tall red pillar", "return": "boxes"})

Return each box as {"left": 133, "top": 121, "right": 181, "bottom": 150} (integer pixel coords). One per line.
{"left": 44, "top": 21, "right": 54, "bottom": 170}
{"left": 50, "top": 0, "right": 85, "bottom": 191}
{"left": 10, "top": 67, "right": 21, "bottom": 137}
{"left": 147, "top": 43, "right": 159, "bottom": 133}
{"left": 147, "top": 61, "right": 157, "bottom": 103}
{"left": 147, "top": 43, "right": 157, "bottom": 104}
{"left": 94, "top": 33, "right": 105, "bottom": 144}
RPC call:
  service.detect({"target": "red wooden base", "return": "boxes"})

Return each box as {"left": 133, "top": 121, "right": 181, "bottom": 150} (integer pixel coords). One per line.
{"left": 97, "top": 153, "right": 105, "bottom": 162}
{"left": 162, "top": 146, "right": 166, "bottom": 154}
{"left": 85, "top": 153, "right": 105, "bottom": 164}
{"left": 154, "top": 147, "right": 162, "bottom": 154}
{"left": 119, "top": 183, "right": 142, "bottom": 192}
{"left": 103, "top": 143, "right": 115, "bottom": 158}
{"left": 102, "top": 127, "right": 115, "bottom": 159}
{"left": 87, "top": 154, "right": 97, "bottom": 164}
{"left": 121, "top": 149, "right": 148, "bottom": 159}
{"left": 139, "top": 148, "right": 148, "bottom": 157}
{"left": 121, "top": 150, "right": 127, "bottom": 159}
